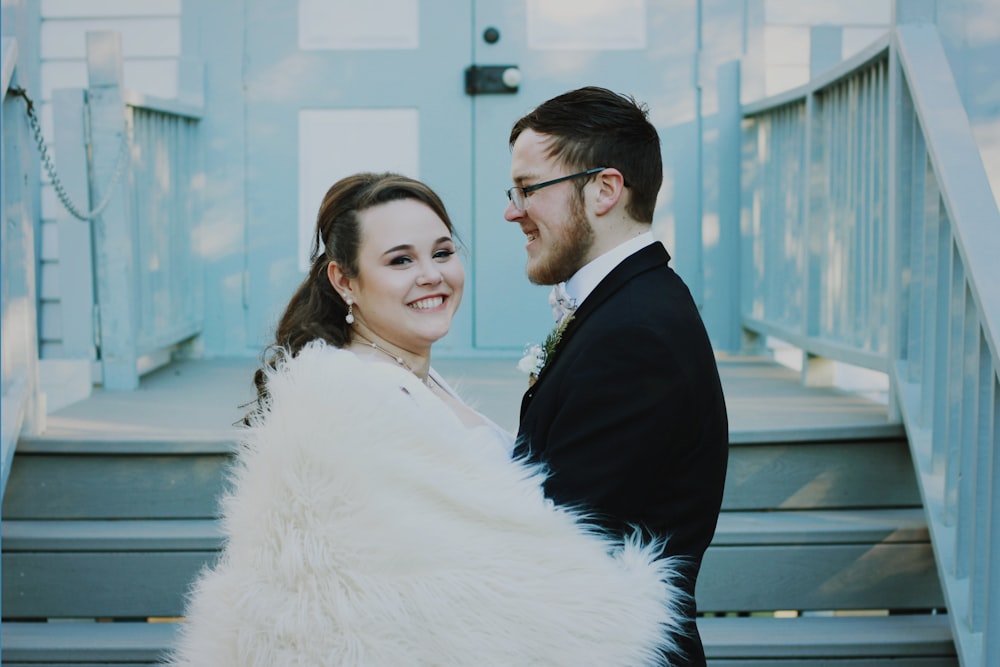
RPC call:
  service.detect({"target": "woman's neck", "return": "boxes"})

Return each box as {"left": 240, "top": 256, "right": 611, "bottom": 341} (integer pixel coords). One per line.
{"left": 350, "top": 329, "right": 431, "bottom": 385}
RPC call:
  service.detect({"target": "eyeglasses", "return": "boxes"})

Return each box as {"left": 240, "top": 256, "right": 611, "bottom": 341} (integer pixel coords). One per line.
{"left": 505, "top": 167, "right": 606, "bottom": 212}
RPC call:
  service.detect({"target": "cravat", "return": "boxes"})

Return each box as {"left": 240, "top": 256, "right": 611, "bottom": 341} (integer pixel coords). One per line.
{"left": 548, "top": 282, "right": 577, "bottom": 324}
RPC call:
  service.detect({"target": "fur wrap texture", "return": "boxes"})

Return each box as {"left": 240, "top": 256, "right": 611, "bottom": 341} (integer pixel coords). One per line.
{"left": 168, "top": 342, "right": 684, "bottom": 666}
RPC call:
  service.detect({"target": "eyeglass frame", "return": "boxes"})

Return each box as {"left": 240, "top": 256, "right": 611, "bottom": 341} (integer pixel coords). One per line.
{"left": 505, "top": 167, "right": 607, "bottom": 211}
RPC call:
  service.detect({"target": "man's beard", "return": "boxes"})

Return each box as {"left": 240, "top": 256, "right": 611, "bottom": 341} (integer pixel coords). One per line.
{"left": 527, "top": 193, "right": 594, "bottom": 285}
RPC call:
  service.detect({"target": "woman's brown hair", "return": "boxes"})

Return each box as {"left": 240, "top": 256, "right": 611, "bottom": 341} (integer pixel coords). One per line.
{"left": 246, "top": 172, "right": 456, "bottom": 423}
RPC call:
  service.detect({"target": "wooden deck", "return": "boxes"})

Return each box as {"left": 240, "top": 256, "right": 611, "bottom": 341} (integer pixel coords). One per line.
{"left": 8, "top": 352, "right": 953, "bottom": 666}
{"left": 33, "top": 353, "right": 901, "bottom": 445}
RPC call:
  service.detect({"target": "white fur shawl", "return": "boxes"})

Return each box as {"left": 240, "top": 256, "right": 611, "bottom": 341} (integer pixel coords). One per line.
{"left": 168, "top": 342, "right": 684, "bottom": 666}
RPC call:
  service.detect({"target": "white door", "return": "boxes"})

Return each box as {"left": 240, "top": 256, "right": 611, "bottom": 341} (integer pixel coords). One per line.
{"left": 242, "top": 0, "right": 701, "bottom": 354}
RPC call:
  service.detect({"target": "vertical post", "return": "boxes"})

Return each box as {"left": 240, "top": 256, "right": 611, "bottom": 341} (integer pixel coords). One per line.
{"left": 85, "top": 31, "right": 137, "bottom": 390}
{"left": 717, "top": 60, "right": 742, "bottom": 352}
{"left": 810, "top": 26, "right": 843, "bottom": 77}
{"left": 51, "top": 88, "right": 97, "bottom": 364}
{"left": 893, "top": 0, "right": 937, "bottom": 24}
{"left": 1, "top": 40, "right": 44, "bottom": 484}
{"left": 801, "top": 26, "right": 842, "bottom": 387}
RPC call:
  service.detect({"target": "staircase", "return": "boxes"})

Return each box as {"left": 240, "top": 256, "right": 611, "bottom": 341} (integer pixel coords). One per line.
{"left": 1, "top": 356, "right": 957, "bottom": 665}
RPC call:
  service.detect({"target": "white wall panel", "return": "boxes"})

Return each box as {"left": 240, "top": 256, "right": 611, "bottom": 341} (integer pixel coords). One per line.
{"left": 41, "top": 18, "right": 180, "bottom": 59}
{"left": 764, "top": 0, "right": 891, "bottom": 26}
{"left": 42, "top": 0, "right": 180, "bottom": 18}
{"left": 527, "top": 0, "right": 647, "bottom": 50}
{"left": 37, "top": 1, "right": 183, "bottom": 359}
{"left": 40, "top": 220, "right": 59, "bottom": 261}
{"left": 299, "top": 0, "right": 418, "bottom": 50}
{"left": 39, "top": 262, "right": 60, "bottom": 300}
{"left": 843, "top": 27, "right": 889, "bottom": 58}
{"left": 40, "top": 60, "right": 87, "bottom": 98}
{"left": 297, "top": 108, "right": 419, "bottom": 271}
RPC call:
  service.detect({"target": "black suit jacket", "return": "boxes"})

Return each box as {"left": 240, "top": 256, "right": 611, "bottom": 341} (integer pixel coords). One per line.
{"left": 514, "top": 242, "right": 728, "bottom": 666}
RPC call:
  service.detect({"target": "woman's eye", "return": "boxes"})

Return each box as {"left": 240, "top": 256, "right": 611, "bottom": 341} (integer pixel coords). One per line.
{"left": 434, "top": 249, "right": 455, "bottom": 260}
{"left": 389, "top": 256, "right": 412, "bottom": 266}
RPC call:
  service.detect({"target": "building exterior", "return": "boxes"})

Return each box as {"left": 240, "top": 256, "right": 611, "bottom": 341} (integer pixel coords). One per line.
{"left": 2, "top": 0, "right": 997, "bottom": 396}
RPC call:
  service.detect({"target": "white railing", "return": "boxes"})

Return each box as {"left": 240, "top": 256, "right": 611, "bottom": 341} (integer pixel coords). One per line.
{"left": 741, "top": 36, "right": 892, "bottom": 374}
{"left": 1, "top": 37, "right": 41, "bottom": 496}
{"left": 56, "top": 32, "right": 204, "bottom": 390}
{"left": 740, "top": 22, "right": 1000, "bottom": 667}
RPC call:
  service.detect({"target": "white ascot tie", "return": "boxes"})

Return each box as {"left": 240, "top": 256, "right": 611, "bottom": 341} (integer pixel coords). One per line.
{"left": 548, "top": 282, "right": 577, "bottom": 324}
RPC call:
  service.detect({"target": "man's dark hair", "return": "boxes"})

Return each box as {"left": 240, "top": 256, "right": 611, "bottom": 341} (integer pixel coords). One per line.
{"left": 510, "top": 86, "right": 662, "bottom": 222}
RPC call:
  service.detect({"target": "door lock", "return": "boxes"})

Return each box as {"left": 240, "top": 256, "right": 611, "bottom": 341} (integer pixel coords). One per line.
{"left": 465, "top": 65, "right": 521, "bottom": 95}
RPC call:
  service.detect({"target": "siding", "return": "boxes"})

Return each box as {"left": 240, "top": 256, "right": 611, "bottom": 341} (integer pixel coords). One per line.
{"left": 37, "top": 0, "right": 181, "bottom": 358}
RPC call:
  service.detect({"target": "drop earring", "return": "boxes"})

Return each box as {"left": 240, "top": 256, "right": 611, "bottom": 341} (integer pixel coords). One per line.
{"left": 345, "top": 298, "right": 355, "bottom": 325}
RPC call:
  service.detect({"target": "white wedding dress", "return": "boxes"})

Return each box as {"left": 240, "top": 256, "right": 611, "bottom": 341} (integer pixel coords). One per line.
{"left": 167, "top": 342, "right": 684, "bottom": 667}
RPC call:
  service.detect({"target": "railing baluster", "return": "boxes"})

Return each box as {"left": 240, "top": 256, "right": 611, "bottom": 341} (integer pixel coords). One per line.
{"left": 741, "top": 28, "right": 1000, "bottom": 661}
{"left": 954, "top": 288, "right": 978, "bottom": 576}
{"left": 920, "top": 162, "right": 941, "bottom": 426}
{"left": 942, "top": 242, "right": 964, "bottom": 478}
{"left": 906, "top": 126, "right": 926, "bottom": 385}
{"left": 986, "top": 373, "right": 1000, "bottom": 667}
{"left": 971, "top": 332, "right": 994, "bottom": 632}
{"left": 944, "top": 241, "right": 965, "bottom": 520}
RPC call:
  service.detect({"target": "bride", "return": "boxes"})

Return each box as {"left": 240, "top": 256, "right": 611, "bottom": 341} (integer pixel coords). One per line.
{"left": 168, "top": 172, "right": 685, "bottom": 666}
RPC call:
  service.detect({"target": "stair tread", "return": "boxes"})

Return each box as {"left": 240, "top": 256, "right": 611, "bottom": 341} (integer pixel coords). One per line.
{"left": 1, "top": 519, "right": 223, "bottom": 550}
{"left": 14, "top": 436, "right": 236, "bottom": 454}
{"left": 699, "top": 614, "right": 955, "bottom": 656}
{"left": 1, "top": 509, "right": 927, "bottom": 551}
{"left": 714, "top": 508, "right": 929, "bottom": 544}
{"left": 1, "top": 615, "right": 954, "bottom": 660}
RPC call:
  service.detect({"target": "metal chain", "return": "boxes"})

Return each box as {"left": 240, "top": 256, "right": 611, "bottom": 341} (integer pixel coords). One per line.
{"left": 8, "top": 86, "right": 130, "bottom": 222}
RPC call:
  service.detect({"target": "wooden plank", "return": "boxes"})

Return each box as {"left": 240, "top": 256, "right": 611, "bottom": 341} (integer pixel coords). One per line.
{"left": 2, "top": 541, "right": 942, "bottom": 619}
{"left": 51, "top": 86, "right": 97, "bottom": 362}
{"left": 698, "top": 543, "right": 945, "bottom": 612}
{"left": 2, "top": 552, "right": 212, "bottom": 618}
{"left": 713, "top": 509, "right": 929, "bottom": 545}
{"left": 14, "top": 437, "right": 236, "bottom": 454}
{"left": 722, "top": 439, "right": 921, "bottom": 510}
{"left": 699, "top": 614, "right": 956, "bottom": 658}
{"left": 1, "top": 519, "right": 221, "bottom": 551}
{"left": 1, "top": 454, "right": 230, "bottom": 519}
{"left": 707, "top": 660, "right": 957, "bottom": 667}
{"left": 1, "top": 615, "right": 957, "bottom": 664}
{"left": 1, "top": 621, "right": 179, "bottom": 663}
{"left": 0, "top": 508, "right": 926, "bottom": 551}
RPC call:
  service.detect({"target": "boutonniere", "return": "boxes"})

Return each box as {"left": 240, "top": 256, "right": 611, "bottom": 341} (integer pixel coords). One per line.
{"left": 517, "top": 313, "right": 575, "bottom": 387}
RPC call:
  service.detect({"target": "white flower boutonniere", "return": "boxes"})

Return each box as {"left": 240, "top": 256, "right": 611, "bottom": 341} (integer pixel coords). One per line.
{"left": 517, "top": 313, "right": 575, "bottom": 387}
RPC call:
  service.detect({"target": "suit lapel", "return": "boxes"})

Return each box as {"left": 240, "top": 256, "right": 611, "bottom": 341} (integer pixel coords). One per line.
{"left": 520, "top": 242, "right": 671, "bottom": 415}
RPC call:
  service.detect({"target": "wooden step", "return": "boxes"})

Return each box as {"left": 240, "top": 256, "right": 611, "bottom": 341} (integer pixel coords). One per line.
{"left": 0, "top": 614, "right": 957, "bottom": 666}
{"left": 722, "top": 436, "right": 920, "bottom": 510}
{"left": 2, "top": 435, "right": 919, "bottom": 520}
{"left": 699, "top": 614, "right": 957, "bottom": 665}
{"left": 2, "top": 508, "right": 942, "bottom": 619}
{"left": 701, "top": 509, "right": 943, "bottom": 613}
{"left": 1, "top": 439, "right": 233, "bottom": 520}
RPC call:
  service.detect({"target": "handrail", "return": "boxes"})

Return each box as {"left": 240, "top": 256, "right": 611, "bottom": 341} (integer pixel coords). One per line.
{"left": 75, "top": 30, "right": 204, "bottom": 390}
{"left": 742, "top": 33, "right": 891, "bottom": 118}
{"left": 2, "top": 38, "right": 17, "bottom": 99}
{"left": 889, "top": 24, "right": 1000, "bottom": 667}
{"left": 740, "top": 20, "right": 1000, "bottom": 667}
{"left": 123, "top": 89, "right": 203, "bottom": 119}
{"left": 894, "top": 26, "right": 1000, "bottom": 365}
{"left": 1, "top": 36, "right": 40, "bottom": 498}
{"left": 741, "top": 37, "right": 893, "bottom": 373}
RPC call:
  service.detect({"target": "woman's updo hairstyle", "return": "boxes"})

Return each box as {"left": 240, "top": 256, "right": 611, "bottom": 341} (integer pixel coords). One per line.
{"left": 248, "top": 172, "right": 456, "bottom": 421}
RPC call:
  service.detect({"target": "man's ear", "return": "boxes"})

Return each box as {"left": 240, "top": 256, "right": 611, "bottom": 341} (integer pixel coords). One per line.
{"left": 327, "top": 262, "right": 354, "bottom": 301}
{"left": 593, "top": 168, "right": 626, "bottom": 216}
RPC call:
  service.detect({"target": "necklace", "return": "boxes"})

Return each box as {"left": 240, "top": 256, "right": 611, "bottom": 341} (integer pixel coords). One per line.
{"left": 352, "top": 334, "right": 434, "bottom": 388}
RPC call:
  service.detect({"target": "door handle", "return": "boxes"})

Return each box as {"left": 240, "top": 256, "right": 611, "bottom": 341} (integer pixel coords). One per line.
{"left": 465, "top": 65, "right": 520, "bottom": 95}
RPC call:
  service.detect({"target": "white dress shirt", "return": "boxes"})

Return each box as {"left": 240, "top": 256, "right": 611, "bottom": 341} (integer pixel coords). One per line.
{"left": 555, "top": 231, "right": 657, "bottom": 320}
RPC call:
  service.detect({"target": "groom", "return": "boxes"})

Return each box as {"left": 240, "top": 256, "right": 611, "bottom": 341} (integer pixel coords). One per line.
{"left": 506, "top": 87, "right": 729, "bottom": 666}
